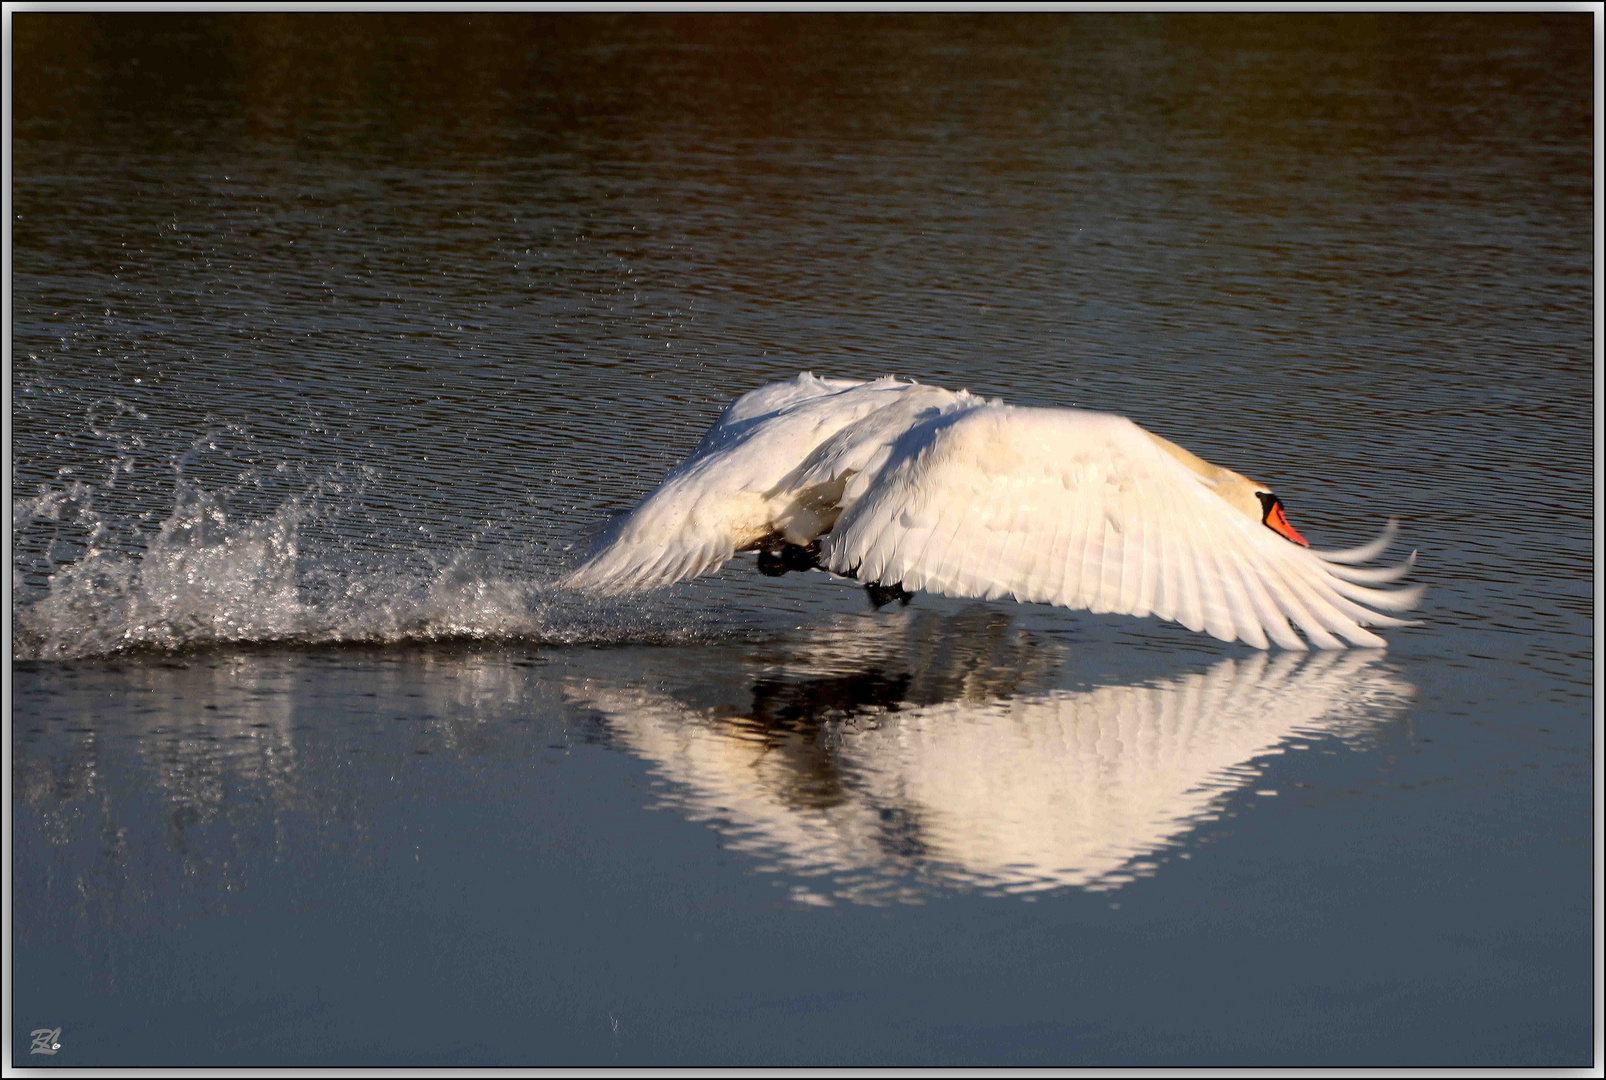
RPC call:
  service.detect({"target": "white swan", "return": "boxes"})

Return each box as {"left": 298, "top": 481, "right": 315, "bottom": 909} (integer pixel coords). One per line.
{"left": 562, "top": 373, "right": 1422, "bottom": 649}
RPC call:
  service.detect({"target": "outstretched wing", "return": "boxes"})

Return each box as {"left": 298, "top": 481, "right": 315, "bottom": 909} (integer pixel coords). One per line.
{"left": 562, "top": 374, "right": 915, "bottom": 593}
{"left": 821, "top": 405, "right": 1421, "bottom": 649}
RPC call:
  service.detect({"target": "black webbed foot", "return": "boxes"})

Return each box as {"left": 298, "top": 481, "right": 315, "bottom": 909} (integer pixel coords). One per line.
{"left": 758, "top": 541, "right": 822, "bottom": 577}
{"left": 865, "top": 581, "right": 913, "bottom": 609}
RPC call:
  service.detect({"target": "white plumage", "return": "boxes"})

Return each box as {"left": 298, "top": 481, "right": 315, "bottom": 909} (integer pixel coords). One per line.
{"left": 563, "top": 373, "right": 1422, "bottom": 649}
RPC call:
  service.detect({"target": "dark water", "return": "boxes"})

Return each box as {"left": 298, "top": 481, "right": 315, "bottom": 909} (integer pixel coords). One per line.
{"left": 11, "top": 13, "right": 1594, "bottom": 1066}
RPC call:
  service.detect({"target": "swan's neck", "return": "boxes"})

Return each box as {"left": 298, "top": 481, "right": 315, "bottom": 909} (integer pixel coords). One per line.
{"left": 1144, "top": 429, "right": 1238, "bottom": 484}
{"left": 1144, "top": 430, "right": 1265, "bottom": 521}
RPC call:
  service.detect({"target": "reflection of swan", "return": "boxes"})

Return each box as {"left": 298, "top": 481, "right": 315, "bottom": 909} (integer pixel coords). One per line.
{"left": 566, "top": 614, "right": 1414, "bottom": 901}
{"left": 565, "top": 373, "right": 1421, "bottom": 648}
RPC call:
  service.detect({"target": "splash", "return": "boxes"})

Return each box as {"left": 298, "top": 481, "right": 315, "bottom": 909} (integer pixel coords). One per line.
{"left": 12, "top": 431, "right": 704, "bottom": 662}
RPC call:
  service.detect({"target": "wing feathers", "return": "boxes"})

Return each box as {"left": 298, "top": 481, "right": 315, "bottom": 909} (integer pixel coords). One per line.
{"left": 1173, "top": 521, "right": 1206, "bottom": 634}
{"left": 1323, "top": 550, "right": 1417, "bottom": 585}
{"left": 1134, "top": 510, "right": 1161, "bottom": 619}
{"left": 1092, "top": 514, "right": 1116, "bottom": 612}
{"left": 1232, "top": 551, "right": 1303, "bottom": 650}
{"left": 1037, "top": 491, "right": 1072, "bottom": 605}
{"left": 825, "top": 405, "right": 1418, "bottom": 649}
{"left": 1152, "top": 524, "right": 1179, "bottom": 625}
{"left": 1208, "top": 536, "right": 1263, "bottom": 648}
{"left": 1192, "top": 525, "right": 1238, "bottom": 642}
{"left": 570, "top": 379, "right": 1421, "bottom": 649}
{"left": 1260, "top": 565, "right": 1346, "bottom": 649}
{"left": 975, "top": 497, "right": 1017, "bottom": 601}
{"left": 1314, "top": 520, "right": 1399, "bottom": 564}
{"left": 1077, "top": 490, "right": 1107, "bottom": 609}
{"left": 1225, "top": 553, "right": 1285, "bottom": 650}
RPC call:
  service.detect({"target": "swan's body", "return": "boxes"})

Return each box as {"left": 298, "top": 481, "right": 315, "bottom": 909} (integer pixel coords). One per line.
{"left": 563, "top": 373, "right": 1421, "bottom": 649}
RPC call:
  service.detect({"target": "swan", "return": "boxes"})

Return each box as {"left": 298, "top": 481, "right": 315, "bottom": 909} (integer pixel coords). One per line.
{"left": 562, "top": 373, "right": 1422, "bottom": 649}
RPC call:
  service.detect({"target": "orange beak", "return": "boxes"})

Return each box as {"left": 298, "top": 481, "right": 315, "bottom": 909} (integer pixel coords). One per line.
{"left": 1263, "top": 496, "right": 1310, "bottom": 547}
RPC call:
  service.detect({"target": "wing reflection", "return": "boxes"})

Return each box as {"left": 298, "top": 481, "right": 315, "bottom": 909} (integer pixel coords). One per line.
{"left": 567, "top": 611, "right": 1415, "bottom": 902}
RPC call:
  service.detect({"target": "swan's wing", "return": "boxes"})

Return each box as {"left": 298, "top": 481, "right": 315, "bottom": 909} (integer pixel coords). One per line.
{"left": 563, "top": 374, "right": 917, "bottom": 593}
{"left": 767, "top": 386, "right": 992, "bottom": 540}
{"left": 715, "top": 371, "right": 868, "bottom": 429}
{"left": 822, "top": 405, "right": 1422, "bottom": 649}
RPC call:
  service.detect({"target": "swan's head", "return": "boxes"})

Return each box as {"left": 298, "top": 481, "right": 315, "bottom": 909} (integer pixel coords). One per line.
{"left": 1141, "top": 429, "right": 1311, "bottom": 548}
{"left": 1215, "top": 478, "right": 1311, "bottom": 547}
{"left": 1254, "top": 489, "right": 1310, "bottom": 547}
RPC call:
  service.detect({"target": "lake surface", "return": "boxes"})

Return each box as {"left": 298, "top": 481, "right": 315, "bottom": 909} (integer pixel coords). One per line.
{"left": 11, "top": 13, "right": 1594, "bottom": 1066}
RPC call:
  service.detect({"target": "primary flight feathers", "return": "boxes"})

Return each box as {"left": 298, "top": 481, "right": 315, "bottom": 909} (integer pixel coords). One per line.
{"left": 563, "top": 373, "right": 1422, "bottom": 649}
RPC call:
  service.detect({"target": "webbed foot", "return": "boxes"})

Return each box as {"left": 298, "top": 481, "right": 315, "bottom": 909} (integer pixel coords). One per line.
{"left": 865, "top": 581, "right": 913, "bottom": 609}
{"left": 758, "top": 541, "right": 822, "bottom": 577}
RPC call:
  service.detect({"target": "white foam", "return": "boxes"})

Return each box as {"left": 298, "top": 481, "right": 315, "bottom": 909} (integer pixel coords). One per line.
{"left": 12, "top": 465, "right": 704, "bottom": 662}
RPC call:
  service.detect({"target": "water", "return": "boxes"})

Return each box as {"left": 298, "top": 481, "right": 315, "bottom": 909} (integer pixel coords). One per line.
{"left": 11, "top": 13, "right": 1593, "bottom": 1066}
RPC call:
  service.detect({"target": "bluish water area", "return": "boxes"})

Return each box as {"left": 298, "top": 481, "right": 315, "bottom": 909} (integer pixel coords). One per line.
{"left": 11, "top": 13, "right": 1594, "bottom": 1066}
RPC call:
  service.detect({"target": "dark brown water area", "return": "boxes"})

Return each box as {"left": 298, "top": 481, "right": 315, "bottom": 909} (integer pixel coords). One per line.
{"left": 11, "top": 13, "right": 1594, "bottom": 1066}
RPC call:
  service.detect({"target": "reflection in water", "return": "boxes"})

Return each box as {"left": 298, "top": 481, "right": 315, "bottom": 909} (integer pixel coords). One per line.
{"left": 11, "top": 648, "right": 570, "bottom": 930}
{"left": 568, "top": 611, "right": 1415, "bottom": 902}
{"left": 14, "top": 619, "right": 1412, "bottom": 928}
